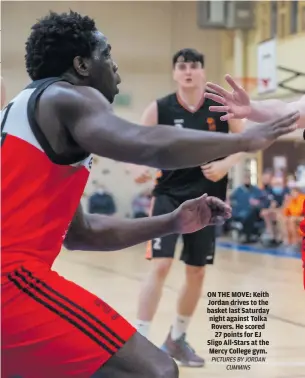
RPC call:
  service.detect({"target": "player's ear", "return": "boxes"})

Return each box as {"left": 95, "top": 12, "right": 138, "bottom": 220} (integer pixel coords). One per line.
{"left": 73, "top": 56, "right": 90, "bottom": 77}
{"left": 172, "top": 66, "right": 179, "bottom": 82}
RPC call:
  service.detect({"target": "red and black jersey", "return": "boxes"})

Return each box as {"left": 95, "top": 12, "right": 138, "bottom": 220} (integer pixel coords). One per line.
{"left": 1, "top": 78, "right": 93, "bottom": 276}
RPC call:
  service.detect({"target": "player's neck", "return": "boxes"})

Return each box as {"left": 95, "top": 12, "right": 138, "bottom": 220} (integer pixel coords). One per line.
{"left": 61, "top": 72, "right": 88, "bottom": 86}
{"left": 177, "top": 87, "right": 205, "bottom": 110}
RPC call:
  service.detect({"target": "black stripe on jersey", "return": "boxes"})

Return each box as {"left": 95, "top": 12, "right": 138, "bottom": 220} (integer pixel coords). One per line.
{"left": 21, "top": 266, "right": 125, "bottom": 345}
{"left": 1, "top": 102, "right": 13, "bottom": 147}
{"left": 1, "top": 132, "right": 7, "bottom": 147}
{"left": 8, "top": 271, "right": 123, "bottom": 353}
{"left": 1, "top": 102, "right": 13, "bottom": 132}
{"left": 8, "top": 273, "right": 115, "bottom": 354}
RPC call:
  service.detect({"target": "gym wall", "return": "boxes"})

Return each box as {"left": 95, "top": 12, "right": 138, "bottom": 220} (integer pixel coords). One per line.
{"left": 2, "top": 1, "right": 228, "bottom": 216}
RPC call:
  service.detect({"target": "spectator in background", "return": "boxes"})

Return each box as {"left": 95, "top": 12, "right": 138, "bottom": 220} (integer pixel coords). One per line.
{"left": 280, "top": 185, "right": 305, "bottom": 247}
{"left": 260, "top": 175, "right": 290, "bottom": 245}
{"left": 287, "top": 173, "right": 297, "bottom": 189}
{"left": 88, "top": 183, "right": 116, "bottom": 215}
{"left": 296, "top": 162, "right": 305, "bottom": 190}
{"left": 132, "top": 189, "right": 152, "bottom": 218}
{"left": 230, "top": 173, "right": 265, "bottom": 243}
{"left": 261, "top": 169, "right": 273, "bottom": 192}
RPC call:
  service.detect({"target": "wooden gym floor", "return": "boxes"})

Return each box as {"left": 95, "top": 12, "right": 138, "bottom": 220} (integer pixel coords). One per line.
{"left": 56, "top": 243, "right": 305, "bottom": 378}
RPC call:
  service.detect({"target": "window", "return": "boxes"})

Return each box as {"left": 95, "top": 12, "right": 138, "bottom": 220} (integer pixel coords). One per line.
{"left": 206, "top": 1, "right": 226, "bottom": 23}
{"left": 290, "top": 0, "right": 298, "bottom": 34}
{"left": 245, "top": 158, "right": 258, "bottom": 186}
{"left": 270, "top": 1, "right": 278, "bottom": 37}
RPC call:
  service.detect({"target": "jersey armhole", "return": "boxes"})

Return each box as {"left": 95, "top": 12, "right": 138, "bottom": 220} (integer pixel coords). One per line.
{"left": 156, "top": 95, "right": 172, "bottom": 124}
{"left": 27, "top": 78, "right": 90, "bottom": 165}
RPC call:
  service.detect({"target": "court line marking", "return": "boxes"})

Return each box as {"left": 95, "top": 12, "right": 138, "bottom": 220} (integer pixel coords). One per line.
{"left": 216, "top": 241, "right": 301, "bottom": 260}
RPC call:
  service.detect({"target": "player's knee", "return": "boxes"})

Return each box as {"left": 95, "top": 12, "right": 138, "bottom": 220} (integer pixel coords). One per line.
{"left": 153, "top": 259, "right": 172, "bottom": 280}
{"left": 185, "top": 265, "right": 205, "bottom": 283}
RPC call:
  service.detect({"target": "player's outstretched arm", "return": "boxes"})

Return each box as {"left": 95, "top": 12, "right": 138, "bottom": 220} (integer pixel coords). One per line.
{"left": 64, "top": 195, "right": 231, "bottom": 251}
{"left": 249, "top": 96, "right": 305, "bottom": 129}
{"left": 43, "top": 82, "right": 299, "bottom": 170}
{"left": 205, "top": 74, "right": 305, "bottom": 129}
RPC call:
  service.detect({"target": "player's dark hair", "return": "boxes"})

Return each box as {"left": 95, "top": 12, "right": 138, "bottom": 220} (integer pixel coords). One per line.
{"left": 172, "top": 48, "right": 204, "bottom": 67}
{"left": 25, "top": 11, "right": 98, "bottom": 80}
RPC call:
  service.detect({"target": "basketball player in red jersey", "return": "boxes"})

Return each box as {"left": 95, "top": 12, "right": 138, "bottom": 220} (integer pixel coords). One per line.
{"left": 1, "top": 11, "right": 299, "bottom": 378}
{"left": 135, "top": 49, "right": 245, "bottom": 367}
{"left": 204, "top": 74, "right": 305, "bottom": 289}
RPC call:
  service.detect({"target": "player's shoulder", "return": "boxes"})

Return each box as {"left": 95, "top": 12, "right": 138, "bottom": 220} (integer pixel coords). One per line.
{"left": 143, "top": 92, "right": 176, "bottom": 117}
{"left": 41, "top": 81, "right": 110, "bottom": 115}
{"left": 156, "top": 92, "right": 177, "bottom": 107}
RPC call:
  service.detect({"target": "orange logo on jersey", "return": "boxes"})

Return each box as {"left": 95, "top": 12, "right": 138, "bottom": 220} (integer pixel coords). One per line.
{"left": 154, "top": 170, "right": 163, "bottom": 185}
{"left": 207, "top": 117, "right": 216, "bottom": 131}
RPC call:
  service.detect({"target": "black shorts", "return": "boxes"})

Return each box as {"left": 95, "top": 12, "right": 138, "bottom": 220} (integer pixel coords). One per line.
{"left": 146, "top": 195, "right": 216, "bottom": 267}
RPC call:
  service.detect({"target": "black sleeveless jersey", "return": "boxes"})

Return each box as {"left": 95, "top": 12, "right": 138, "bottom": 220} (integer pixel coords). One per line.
{"left": 152, "top": 92, "right": 229, "bottom": 200}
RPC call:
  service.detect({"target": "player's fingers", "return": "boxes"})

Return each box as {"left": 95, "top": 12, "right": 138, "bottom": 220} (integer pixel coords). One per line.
{"left": 205, "top": 93, "right": 227, "bottom": 105}
{"left": 209, "top": 105, "right": 230, "bottom": 113}
{"left": 196, "top": 193, "right": 208, "bottom": 202}
{"left": 225, "top": 74, "right": 243, "bottom": 91}
{"left": 206, "top": 82, "right": 231, "bottom": 98}
{"left": 202, "top": 164, "right": 212, "bottom": 171}
{"left": 208, "top": 198, "right": 232, "bottom": 216}
{"left": 209, "top": 215, "right": 225, "bottom": 226}
{"left": 224, "top": 207, "right": 232, "bottom": 218}
{"left": 202, "top": 162, "right": 213, "bottom": 169}
{"left": 272, "top": 111, "right": 299, "bottom": 125}
{"left": 273, "top": 111, "right": 299, "bottom": 136}
{"left": 196, "top": 193, "right": 211, "bottom": 212}
{"left": 206, "top": 196, "right": 226, "bottom": 210}
{"left": 220, "top": 113, "right": 235, "bottom": 122}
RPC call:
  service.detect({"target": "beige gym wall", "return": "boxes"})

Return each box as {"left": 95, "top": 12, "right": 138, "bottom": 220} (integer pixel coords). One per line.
{"left": 2, "top": 1, "right": 228, "bottom": 120}
{"left": 2, "top": 1, "right": 230, "bottom": 215}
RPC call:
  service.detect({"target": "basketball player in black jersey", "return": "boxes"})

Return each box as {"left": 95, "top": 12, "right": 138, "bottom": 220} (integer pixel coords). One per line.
{"left": 135, "top": 49, "right": 245, "bottom": 366}
{"left": 2, "top": 11, "right": 299, "bottom": 378}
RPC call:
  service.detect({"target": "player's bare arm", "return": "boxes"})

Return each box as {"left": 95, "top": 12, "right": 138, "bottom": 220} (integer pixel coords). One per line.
{"left": 140, "top": 101, "right": 158, "bottom": 126}
{"left": 64, "top": 195, "right": 232, "bottom": 251}
{"left": 142, "top": 101, "right": 245, "bottom": 183}
{"left": 205, "top": 74, "right": 305, "bottom": 129}
{"left": 40, "top": 82, "right": 299, "bottom": 170}
{"left": 248, "top": 95, "right": 305, "bottom": 129}
{"left": 64, "top": 204, "right": 176, "bottom": 251}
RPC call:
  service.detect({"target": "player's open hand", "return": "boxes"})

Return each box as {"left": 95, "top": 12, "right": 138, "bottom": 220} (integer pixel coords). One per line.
{"left": 205, "top": 74, "right": 251, "bottom": 121}
{"left": 172, "top": 194, "right": 232, "bottom": 234}
{"left": 242, "top": 111, "right": 299, "bottom": 152}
